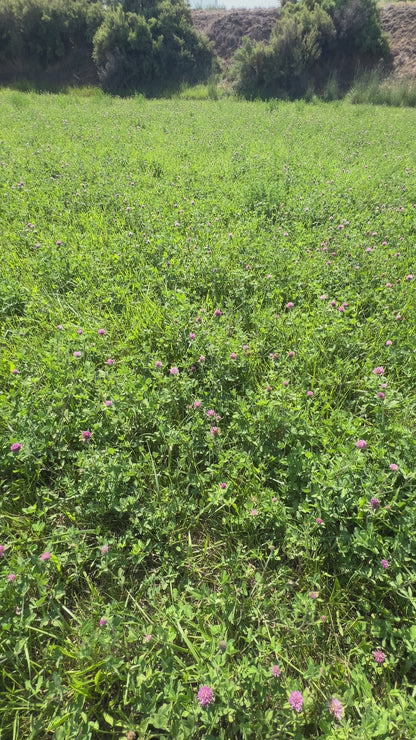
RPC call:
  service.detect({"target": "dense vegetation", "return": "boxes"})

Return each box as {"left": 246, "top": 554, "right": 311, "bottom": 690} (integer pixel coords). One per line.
{"left": 1, "top": 90, "right": 416, "bottom": 738}
{"left": 0, "top": 0, "right": 390, "bottom": 97}
{"left": 0, "top": 0, "right": 215, "bottom": 93}
{"left": 232, "top": 0, "right": 389, "bottom": 99}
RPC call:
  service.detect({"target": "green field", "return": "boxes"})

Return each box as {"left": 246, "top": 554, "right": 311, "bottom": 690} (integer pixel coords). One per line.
{"left": 1, "top": 89, "right": 416, "bottom": 739}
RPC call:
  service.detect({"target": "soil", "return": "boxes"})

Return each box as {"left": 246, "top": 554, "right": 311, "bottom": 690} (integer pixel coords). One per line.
{"left": 192, "top": 2, "right": 416, "bottom": 79}
{"left": 380, "top": 2, "right": 416, "bottom": 79}
{"left": 192, "top": 7, "right": 279, "bottom": 64}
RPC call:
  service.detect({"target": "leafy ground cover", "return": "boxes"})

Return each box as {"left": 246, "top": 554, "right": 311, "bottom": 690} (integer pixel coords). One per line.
{"left": 1, "top": 90, "right": 416, "bottom": 739}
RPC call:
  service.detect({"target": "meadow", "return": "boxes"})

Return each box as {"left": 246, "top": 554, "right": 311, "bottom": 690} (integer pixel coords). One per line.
{"left": 1, "top": 89, "right": 416, "bottom": 739}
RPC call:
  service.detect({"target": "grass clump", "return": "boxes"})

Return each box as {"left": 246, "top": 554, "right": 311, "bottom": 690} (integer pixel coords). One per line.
{"left": 1, "top": 92, "right": 416, "bottom": 739}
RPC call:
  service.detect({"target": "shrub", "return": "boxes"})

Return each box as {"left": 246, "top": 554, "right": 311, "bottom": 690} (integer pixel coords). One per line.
{"left": 0, "top": 0, "right": 103, "bottom": 68}
{"left": 232, "top": 0, "right": 388, "bottom": 100}
{"left": 92, "top": 0, "right": 215, "bottom": 95}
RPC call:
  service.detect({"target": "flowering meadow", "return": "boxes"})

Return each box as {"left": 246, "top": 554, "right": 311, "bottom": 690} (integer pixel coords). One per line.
{"left": 1, "top": 89, "right": 416, "bottom": 739}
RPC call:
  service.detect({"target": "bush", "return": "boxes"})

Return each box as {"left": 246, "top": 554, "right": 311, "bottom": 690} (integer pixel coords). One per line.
{"left": 0, "top": 0, "right": 103, "bottom": 68}
{"left": 92, "top": 6, "right": 155, "bottom": 93}
{"left": 232, "top": 0, "right": 388, "bottom": 100}
{"left": 0, "top": 0, "right": 214, "bottom": 94}
{"left": 92, "top": 0, "right": 215, "bottom": 95}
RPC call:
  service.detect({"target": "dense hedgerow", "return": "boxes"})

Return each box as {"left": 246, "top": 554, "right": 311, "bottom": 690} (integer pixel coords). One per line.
{"left": 1, "top": 92, "right": 416, "bottom": 738}
{"left": 92, "top": 0, "right": 215, "bottom": 94}
{"left": 0, "top": 0, "right": 215, "bottom": 93}
{"left": 232, "top": 0, "right": 389, "bottom": 99}
{"left": 0, "top": 0, "right": 104, "bottom": 66}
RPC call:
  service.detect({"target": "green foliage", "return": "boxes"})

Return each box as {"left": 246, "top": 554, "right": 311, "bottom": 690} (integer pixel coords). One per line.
{"left": 347, "top": 71, "right": 416, "bottom": 107}
{"left": 92, "top": 0, "right": 215, "bottom": 94}
{"left": 0, "top": 0, "right": 104, "bottom": 67}
{"left": 92, "top": 5, "right": 155, "bottom": 92}
{"left": 233, "top": 0, "right": 388, "bottom": 100}
{"left": 0, "top": 0, "right": 215, "bottom": 94}
{"left": 332, "top": 0, "right": 387, "bottom": 56}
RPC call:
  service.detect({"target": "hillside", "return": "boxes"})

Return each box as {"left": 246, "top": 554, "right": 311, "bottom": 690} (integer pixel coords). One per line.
{"left": 192, "top": 2, "right": 416, "bottom": 79}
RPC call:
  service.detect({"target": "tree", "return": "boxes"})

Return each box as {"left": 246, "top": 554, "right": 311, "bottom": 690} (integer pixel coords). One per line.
{"left": 92, "top": 0, "right": 215, "bottom": 94}
{"left": 233, "top": 0, "right": 388, "bottom": 100}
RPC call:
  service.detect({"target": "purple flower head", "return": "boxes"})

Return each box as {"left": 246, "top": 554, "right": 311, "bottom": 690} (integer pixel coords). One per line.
{"left": 316, "top": 517, "right": 323, "bottom": 524}
{"left": 214, "top": 309, "right": 222, "bottom": 317}
{"left": 283, "top": 380, "right": 289, "bottom": 386}
{"left": 207, "top": 409, "right": 215, "bottom": 418}
{"left": 77, "top": 328, "right": 83, "bottom": 335}
{"left": 230, "top": 352, "right": 237, "bottom": 359}
{"left": 144, "top": 633, "right": 152, "bottom": 642}
{"left": 12, "top": 368, "right": 18, "bottom": 375}
{"left": 11, "top": 443, "right": 22, "bottom": 453}
{"left": 328, "top": 697, "right": 344, "bottom": 721}
{"left": 378, "top": 391, "right": 385, "bottom": 399}
{"left": 170, "top": 366, "right": 179, "bottom": 376}
{"left": 381, "top": 558, "right": 389, "bottom": 569}
{"left": 210, "top": 426, "right": 219, "bottom": 436}
{"left": 288, "top": 350, "right": 295, "bottom": 358}
{"left": 386, "top": 340, "right": 392, "bottom": 346}
{"left": 220, "top": 482, "right": 227, "bottom": 489}
{"left": 8, "top": 573, "right": 16, "bottom": 582}
{"left": 101, "top": 545, "right": 109, "bottom": 555}
{"left": 199, "top": 355, "right": 205, "bottom": 363}
{"left": 369, "top": 497, "right": 380, "bottom": 510}
{"left": 40, "top": 552, "right": 51, "bottom": 562}
{"left": 373, "top": 366, "right": 384, "bottom": 375}
{"left": 0, "top": 545, "right": 5, "bottom": 557}
{"left": 73, "top": 351, "right": 82, "bottom": 358}
{"left": 99, "top": 617, "right": 108, "bottom": 627}
{"left": 189, "top": 332, "right": 196, "bottom": 340}
{"left": 389, "top": 463, "right": 398, "bottom": 471}
{"left": 271, "top": 664, "right": 281, "bottom": 678}
{"left": 105, "top": 400, "right": 113, "bottom": 407}
{"left": 406, "top": 274, "right": 413, "bottom": 281}
{"left": 82, "top": 430, "right": 92, "bottom": 442}
{"left": 374, "top": 650, "right": 386, "bottom": 664}
{"left": 106, "top": 358, "right": 114, "bottom": 365}
{"left": 356, "top": 439, "right": 367, "bottom": 450}
{"left": 250, "top": 508, "right": 258, "bottom": 516}
{"left": 197, "top": 685, "right": 214, "bottom": 708}
{"left": 320, "top": 294, "right": 327, "bottom": 300}
{"left": 289, "top": 691, "right": 304, "bottom": 713}
{"left": 98, "top": 328, "right": 106, "bottom": 335}
{"left": 57, "top": 324, "right": 63, "bottom": 330}
{"left": 154, "top": 360, "right": 162, "bottom": 368}
{"left": 286, "top": 301, "right": 294, "bottom": 309}
{"left": 307, "top": 390, "right": 314, "bottom": 397}
{"left": 309, "top": 591, "right": 318, "bottom": 599}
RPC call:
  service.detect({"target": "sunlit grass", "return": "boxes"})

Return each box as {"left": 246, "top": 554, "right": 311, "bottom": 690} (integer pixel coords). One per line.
{"left": 1, "top": 90, "right": 416, "bottom": 739}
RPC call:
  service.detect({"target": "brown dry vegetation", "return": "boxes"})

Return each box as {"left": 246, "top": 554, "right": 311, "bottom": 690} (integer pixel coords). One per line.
{"left": 192, "top": 2, "right": 416, "bottom": 79}
{"left": 380, "top": 2, "right": 416, "bottom": 79}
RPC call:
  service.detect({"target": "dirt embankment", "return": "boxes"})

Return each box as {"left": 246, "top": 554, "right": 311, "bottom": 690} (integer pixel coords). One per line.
{"left": 192, "top": 7, "right": 279, "bottom": 63}
{"left": 192, "top": 2, "right": 416, "bottom": 80}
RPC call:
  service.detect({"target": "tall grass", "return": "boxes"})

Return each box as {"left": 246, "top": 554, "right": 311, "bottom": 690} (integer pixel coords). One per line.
{"left": 348, "top": 70, "right": 416, "bottom": 106}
